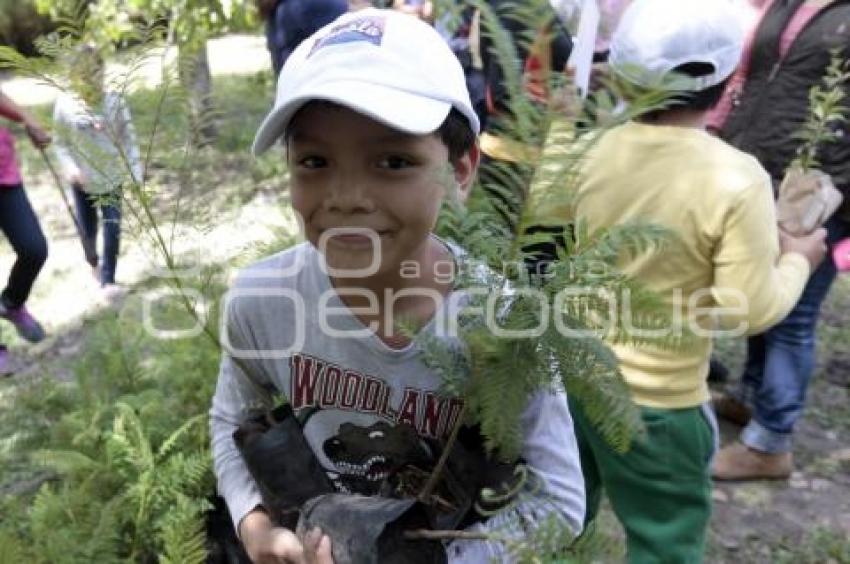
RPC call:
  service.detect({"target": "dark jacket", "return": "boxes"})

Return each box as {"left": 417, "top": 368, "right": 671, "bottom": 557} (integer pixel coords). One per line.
{"left": 721, "top": 0, "right": 850, "bottom": 200}
{"left": 265, "top": 0, "right": 348, "bottom": 75}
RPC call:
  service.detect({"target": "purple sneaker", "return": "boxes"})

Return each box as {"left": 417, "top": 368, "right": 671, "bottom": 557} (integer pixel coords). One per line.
{"left": 0, "top": 303, "right": 46, "bottom": 343}
{"left": 0, "top": 346, "right": 11, "bottom": 376}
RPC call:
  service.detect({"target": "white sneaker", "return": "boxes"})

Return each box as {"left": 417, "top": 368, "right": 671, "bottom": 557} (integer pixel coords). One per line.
{"left": 100, "top": 283, "right": 127, "bottom": 304}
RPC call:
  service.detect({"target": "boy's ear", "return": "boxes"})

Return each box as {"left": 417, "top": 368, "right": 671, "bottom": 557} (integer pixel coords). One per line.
{"left": 452, "top": 143, "right": 480, "bottom": 204}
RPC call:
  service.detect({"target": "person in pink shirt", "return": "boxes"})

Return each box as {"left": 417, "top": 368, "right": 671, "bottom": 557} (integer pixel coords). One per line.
{"left": 0, "top": 89, "right": 51, "bottom": 376}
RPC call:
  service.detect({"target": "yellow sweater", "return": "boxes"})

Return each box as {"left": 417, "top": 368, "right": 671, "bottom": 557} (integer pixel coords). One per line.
{"left": 567, "top": 121, "right": 810, "bottom": 408}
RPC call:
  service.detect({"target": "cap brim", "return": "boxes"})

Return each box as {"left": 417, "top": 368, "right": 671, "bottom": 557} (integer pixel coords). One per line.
{"left": 252, "top": 79, "right": 453, "bottom": 155}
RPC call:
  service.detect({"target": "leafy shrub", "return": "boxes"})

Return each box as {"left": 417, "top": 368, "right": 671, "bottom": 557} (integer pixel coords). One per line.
{"left": 0, "top": 0, "right": 56, "bottom": 56}
{"left": 0, "top": 293, "right": 222, "bottom": 562}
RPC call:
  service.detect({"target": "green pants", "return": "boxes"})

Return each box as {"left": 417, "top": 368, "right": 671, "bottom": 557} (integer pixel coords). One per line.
{"left": 570, "top": 398, "right": 715, "bottom": 564}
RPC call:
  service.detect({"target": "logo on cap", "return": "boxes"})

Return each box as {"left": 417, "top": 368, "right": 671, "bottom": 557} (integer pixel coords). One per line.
{"left": 310, "top": 15, "right": 385, "bottom": 56}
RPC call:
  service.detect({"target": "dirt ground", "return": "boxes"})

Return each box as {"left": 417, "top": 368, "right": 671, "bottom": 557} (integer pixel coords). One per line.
{"left": 0, "top": 163, "right": 295, "bottom": 355}
{"left": 706, "top": 279, "right": 850, "bottom": 563}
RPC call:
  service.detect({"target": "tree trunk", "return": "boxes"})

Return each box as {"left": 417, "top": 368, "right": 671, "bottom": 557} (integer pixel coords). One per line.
{"left": 178, "top": 41, "right": 217, "bottom": 147}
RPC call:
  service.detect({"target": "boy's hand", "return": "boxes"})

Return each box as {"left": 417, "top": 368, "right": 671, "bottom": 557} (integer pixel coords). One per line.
{"left": 779, "top": 227, "right": 827, "bottom": 271}
{"left": 303, "top": 527, "right": 334, "bottom": 564}
{"left": 68, "top": 170, "right": 88, "bottom": 187}
{"left": 240, "top": 510, "right": 334, "bottom": 564}
{"left": 24, "top": 121, "right": 51, "bottom": 148}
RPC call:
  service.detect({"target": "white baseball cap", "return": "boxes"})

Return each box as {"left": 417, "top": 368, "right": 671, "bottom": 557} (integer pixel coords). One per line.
{"left": 609, "top": 0, "right": 745, "bottom": 91}
{"left": 252, "top": 8, "right": 480, "bottom": 155}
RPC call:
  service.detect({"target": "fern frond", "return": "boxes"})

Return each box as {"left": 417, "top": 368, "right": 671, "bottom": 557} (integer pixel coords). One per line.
{"left": 502, "top": 511, "right": 577, "bottom": 563}
{"left": 30, "top": 448, "right": 102, "bottom": 476}
{"left": 112, "top": 402, "right": 155, "bottom": 471}
{"left": 549, "top": 335, "right": 642, "bottom": 453}
{"left": 0, "top": 530, "right": 30, "bottom": 563}
{"left": 156, "top": 414, "right": 204, "bottom": 462}
{"left": 156, "top": 496, "right": 212, "bottom": 564}
{"left": 28, "top": 483, "right": 124, "bottom": 563}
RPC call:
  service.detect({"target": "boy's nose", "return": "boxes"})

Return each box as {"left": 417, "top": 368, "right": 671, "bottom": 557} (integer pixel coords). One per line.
{"left": 324, "top": 176, "right": 376, "bottom": 214}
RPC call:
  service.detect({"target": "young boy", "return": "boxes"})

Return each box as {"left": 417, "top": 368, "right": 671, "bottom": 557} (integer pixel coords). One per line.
{"left": 210, "top": 9, "right": 585, "bottom": 563}
{"left": 53, "top": 44, "right": 142, "bottom": 294}
{"left": 563, "top": 0, "right": 826, "bottom": 562}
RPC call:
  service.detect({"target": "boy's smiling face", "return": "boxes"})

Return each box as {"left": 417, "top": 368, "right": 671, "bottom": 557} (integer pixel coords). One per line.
{"left": 286, "top": 103, "right": 476, "bottom": 280}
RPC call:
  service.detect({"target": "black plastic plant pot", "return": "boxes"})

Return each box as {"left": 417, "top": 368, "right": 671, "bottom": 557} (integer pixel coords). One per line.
{"left": 392, "top": 461, "right": 472, "bottom": 533}
{"left": 233, "top": 404, "right": 333, "bottom": 528}
{"left": 297, "top": 494, "right": 447, "bottom": 564}
{"left": 421, "top": 426, "right": 522, "bottom": 531}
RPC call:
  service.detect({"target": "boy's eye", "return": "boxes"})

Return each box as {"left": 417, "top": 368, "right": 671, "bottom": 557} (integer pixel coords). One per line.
{"left": 378, "top": 155, "right": 415, "bottom": 170}
{"left": 298, "top": 155, "right": 327, "bottom": 169}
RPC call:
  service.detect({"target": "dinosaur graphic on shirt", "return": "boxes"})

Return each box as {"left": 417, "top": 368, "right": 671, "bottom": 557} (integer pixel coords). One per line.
{"left": 322, "top": 420, "right": 435, "bottom": 494}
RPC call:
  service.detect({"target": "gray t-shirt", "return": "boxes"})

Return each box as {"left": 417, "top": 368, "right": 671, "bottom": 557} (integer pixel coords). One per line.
{"left": 210, "top": 242, "right": 585, "bottom": 561}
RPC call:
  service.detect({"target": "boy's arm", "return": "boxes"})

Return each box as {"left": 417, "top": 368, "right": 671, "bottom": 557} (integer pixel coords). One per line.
{"left": 115, "top": 95, "right": 143, "bottom": 183}
{"left": 447, "top": 390, "right": 585, "bottom": 562}
{"left": 210, "top": 354, "right": 267, "bottom": 535}
{"left": 52, "top": 98, "right": 82, "bottom": 183}
{"left": 710, "top": 178, "right": 814, "bottom": 335}
{"left": 209, "top": 295, "right": 276, "bottom": 536}
{"left": 211, "top": 280, "right": 332, "bottom": 563}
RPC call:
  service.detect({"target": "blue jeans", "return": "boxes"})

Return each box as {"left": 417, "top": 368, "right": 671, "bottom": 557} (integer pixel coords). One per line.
{"left": 72, "top": 185, "right": 121, "bottom": 285}
{"left": 736, "top": 214, "right": 850, "bottom": 453}
{"left": 0, "top": 184, "right": 48, "bottom": 308}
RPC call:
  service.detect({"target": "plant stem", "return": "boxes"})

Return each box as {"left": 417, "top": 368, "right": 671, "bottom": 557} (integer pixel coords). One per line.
{"left": 113, "top": 68, "right": 273, "bottom": 407}
{"left": 418, "top": 404, "right": 466, "bottom": 503}
{"left": 403, "top": 529, "right": 490, "bottom": 541}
